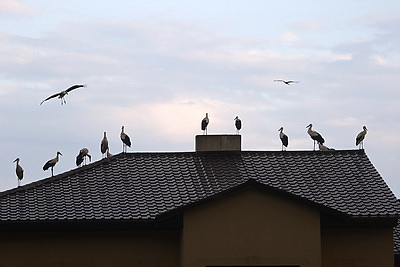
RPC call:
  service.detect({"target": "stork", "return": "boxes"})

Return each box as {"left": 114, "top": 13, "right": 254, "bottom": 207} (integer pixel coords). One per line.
{"left": 356, "top": 126, "right": 368, "bottom": 149}
{"left": 201, "top": 113, "right": 209, "bottom": 135}
{"left": 43, "top": 151, "right": 62, "bottom": 177}
{"left": 318, "top": 142, "right": 335, "bottom": 151}
{"left": 13, "top": 158, "right": 24, "bottom": 187}
{"left": 278, "top": 127, "right": 289, "bottom": 151}
{"left": 101, "top": 132, "right": 109, "bottom": 158}
{"left": 76, "top": 148, "right": 91, "bottom": 166}
{"left": 120, "top": 126, "right": 131, "bottom": 153}
{"left": 40, "top": 84, "right": 86, "bottom": 105}
{"left": 306, "top": 123, "right": 325, "bottom": 151}
{"left": 234, "top": 116, "right": 242, "bottom": 134}
{"left": 274, "top": 80, "right": 299, "bottom": 85}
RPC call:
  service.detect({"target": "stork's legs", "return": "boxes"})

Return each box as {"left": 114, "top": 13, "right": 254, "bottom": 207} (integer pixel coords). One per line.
{"left": 313, "top": 140, "right": 316, "bottom": 151}
{"left": 51, "top": 167, "right": 54, "bottom": 177}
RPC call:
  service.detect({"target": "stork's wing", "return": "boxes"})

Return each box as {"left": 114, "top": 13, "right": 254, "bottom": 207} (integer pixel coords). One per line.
{"left": 122, "top": 134, "right": 131, "bottom": 147}
{"left": 274, "top": 80, "right": 285, "bottom": 82}
{"left": 40, "top": 92, "right": 62, "bottom": 105}
{"left": 65, "top": 84, "right": 86, "bottom": 92}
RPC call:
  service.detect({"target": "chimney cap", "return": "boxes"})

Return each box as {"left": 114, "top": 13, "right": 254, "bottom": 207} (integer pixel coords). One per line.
{"left": 195, "top": 134, "right": 241, "bottom": 152}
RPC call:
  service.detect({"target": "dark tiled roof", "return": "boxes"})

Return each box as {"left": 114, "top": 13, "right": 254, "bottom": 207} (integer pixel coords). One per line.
{"left": 395, "top": 222, "right": 400, "bottom": 256}
{"left": 394, "top": 200, "right": 400, "bottom": 256}
{"left": 0, "top": 150, "right": 399, "bottom": 223}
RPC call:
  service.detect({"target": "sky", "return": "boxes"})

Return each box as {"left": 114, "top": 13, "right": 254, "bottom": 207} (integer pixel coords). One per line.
{"left": 1, "top": 0, "right": 400, "bottom": 196}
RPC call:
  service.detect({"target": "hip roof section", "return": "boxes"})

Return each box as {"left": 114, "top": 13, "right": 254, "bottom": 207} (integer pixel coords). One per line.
{"left": 0, "top": 150, "right": 399, "bottom": 222}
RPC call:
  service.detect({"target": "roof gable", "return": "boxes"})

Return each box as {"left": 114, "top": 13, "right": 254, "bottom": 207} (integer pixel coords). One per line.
{"left": 0, "top": 150, "right": 399, "bottom": 224}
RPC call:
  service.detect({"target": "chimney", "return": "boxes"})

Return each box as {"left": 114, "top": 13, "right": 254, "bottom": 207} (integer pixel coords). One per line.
{"left": 195, "top": 135, "right": 241, "bottom": 152}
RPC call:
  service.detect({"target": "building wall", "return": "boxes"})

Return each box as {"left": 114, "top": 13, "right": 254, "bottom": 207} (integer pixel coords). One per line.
{"left": 0, "top": 190, "right": 395, "bottom": 267}
{"left": 0, "top": 228, "right": 180, "bottom": 267}
{"left": 181, "top": 188, "right": 322, "bottom": 267}
{"left": 321, "top": 228, "right": 395, "bottom": 267}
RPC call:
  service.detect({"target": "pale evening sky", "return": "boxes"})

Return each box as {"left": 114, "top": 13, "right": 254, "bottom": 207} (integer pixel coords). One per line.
{"left": 1, "top": 0, "right": 399, "bottom": 196}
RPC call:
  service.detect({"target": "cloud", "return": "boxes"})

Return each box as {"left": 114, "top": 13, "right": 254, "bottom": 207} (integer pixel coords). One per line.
{"left": 279, "top": 32, "right": 301, "bottom": 42}
{"left": 370, "top": 55, "right": 388, "bottom": 66}
{"left": 290, "top": 20, "right": 323, "bottom": 31}
{"left": 0, "top": 0, "right": 36, "bottom": 17}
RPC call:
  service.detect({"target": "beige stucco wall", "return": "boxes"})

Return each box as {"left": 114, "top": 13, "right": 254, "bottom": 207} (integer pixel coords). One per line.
{"left": 321, "top": 228, "right": 395, "bottom": 267}
{"left": 0, "top": 229, "right": 180, "bottom": 267}
{"left": 181, "top": 187, "right": 322, "bottom": 267}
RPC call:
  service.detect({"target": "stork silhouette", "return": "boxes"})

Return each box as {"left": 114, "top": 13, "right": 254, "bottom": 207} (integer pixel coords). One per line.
{"left": 40, "top": 84, "right": 86, "bottom": 105}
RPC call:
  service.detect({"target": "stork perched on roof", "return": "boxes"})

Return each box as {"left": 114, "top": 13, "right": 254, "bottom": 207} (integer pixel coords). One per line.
{"left": 234, "top": 116, "right": 242, "bottom": 134}
{"left": 76, "top": 148, "right": 91, "bottom": 166}
{"left": 201, "top": 113, "right": 209, "bottom": 135}
{"left": 101, "top": 132, "right": 109, "bottom": 158}
{"left": 306, "top": 123, "right": 325, "bottom": 151}
{"left": 43, "top": 151, "right": 62, "bottom": 177}
{"left": 40, "top": 84, "right": 86, "bottom": 105}
{"left": 120, "top": 126, "right": 131, "bottom": 153}
{"left": 278, "top": 127, "right": 289, "bottom": 151}
{"left": 274, "top": 80, "right": 299, "bottom": 85}
{"left": 356, "top": 125, "right": 368, "bottom": 149}
{"left": 13, "top": 158, "right": 24, "bottom": 187}
{"left": 318, "top": 142, "right": 335, "bottom": 151}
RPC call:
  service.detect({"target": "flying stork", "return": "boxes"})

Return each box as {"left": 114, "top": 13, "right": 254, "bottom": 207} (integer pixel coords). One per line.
{"left": 234, "top": 116, "right": 242, "bottom": 134}
{"left": 278, "top": 127, "right": 289, "bottom": 151}
{"left": 13, "top": 158, "right": 24, "bottom": 187}
{"left": 201, "top": 113, "right": 209, "bottom": 135}
{"left": 120, "top": 126, "right": 131, "bottom": 153}
{"left": 101, "top": 132, "right": 109, "bottom": 158}
{"left": 40, "top": 84, "right": 86, "bottom": 105}
{"left": 43, "top": 151, "right": 62, "bottom": 177}
{"left": 356, "top": 126, "right": 368, "bottom": 149}
{"left": 76, "top": 148, "right": 91, "bottom": 166}
{"left": 274, "top": 80, "right": 299, "bottom": 85}
{"left": 306, "top": 123, "right": 325, "bottom": 151}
